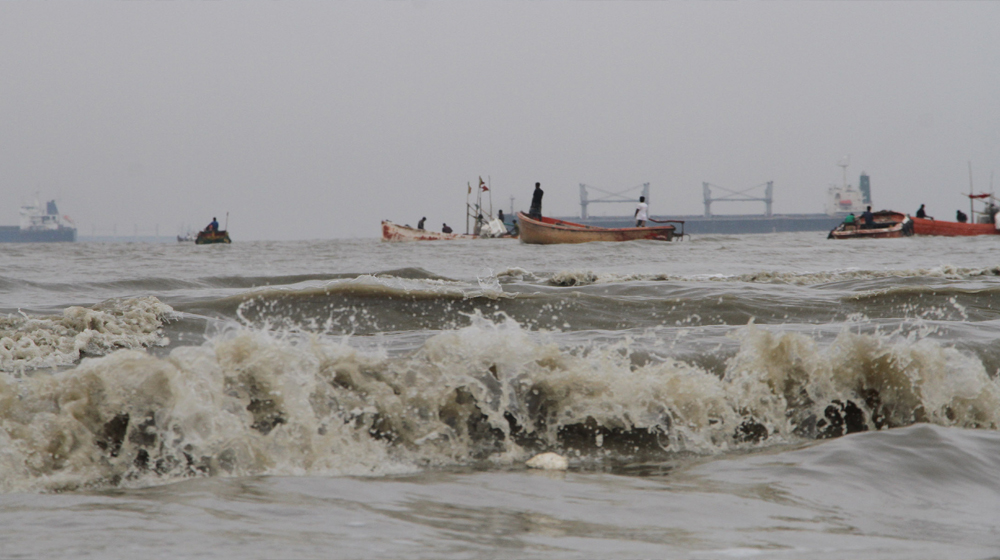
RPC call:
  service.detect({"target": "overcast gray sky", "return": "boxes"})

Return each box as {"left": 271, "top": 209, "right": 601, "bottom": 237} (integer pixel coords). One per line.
{"left": 2, "top": 1, "right": 999, "bottom": 240}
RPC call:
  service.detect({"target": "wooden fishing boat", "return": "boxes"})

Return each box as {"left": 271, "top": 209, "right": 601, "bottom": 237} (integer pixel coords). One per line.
{"left": 382, "top": 221, "right": 476, "bottom": 241}
{"left": 195, "top": 230, "right": 231, "bottom": 244}
{"left": 910, "top": 216, "right": 1000, "bottom": 237}
{"left": 828, "top": 211, "right": 913, "bottom": 240}
{"left": 516, "top": 212, "right": 680, "bottom": 244}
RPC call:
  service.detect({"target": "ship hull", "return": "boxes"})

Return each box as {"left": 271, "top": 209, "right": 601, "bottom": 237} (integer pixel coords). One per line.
{"left": 558, "top": 214, "right": 844, "bottom": 235}
{"left": 0, "top": 226, "right": 76, "bottom": 243}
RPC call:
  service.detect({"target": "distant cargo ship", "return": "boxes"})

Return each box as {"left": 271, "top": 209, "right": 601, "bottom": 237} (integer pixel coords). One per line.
{"left": 0, "top": 199, "right": 76, "bottom": 243}
{"left": 556, "top": 163, "right": 870, "bottom": 235}
{"left": 559, "top": 213, "right": 844, "bottom": 235}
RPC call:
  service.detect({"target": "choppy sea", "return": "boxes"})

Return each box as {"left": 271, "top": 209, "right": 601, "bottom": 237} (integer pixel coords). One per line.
{"left": 2, "top": 232, "right": 1000, "bottom": 559}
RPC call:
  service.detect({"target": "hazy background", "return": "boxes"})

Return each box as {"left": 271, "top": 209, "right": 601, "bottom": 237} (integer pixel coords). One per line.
{"left": 2, "top": 1, "right": 998, "bottom": 240}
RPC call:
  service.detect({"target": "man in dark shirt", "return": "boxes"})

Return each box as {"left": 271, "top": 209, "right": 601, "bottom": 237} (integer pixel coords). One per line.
{"left": 441, "top": 223, "right": 453, "bottom": 233}
{"left": 956, "top": 210, "right": 968, "bottom": 223}
{"left": 916, "top": 204, "right": 928, "bottom": 219}
{"left": 861, "top": 206, "right": 874, "bottom": 229}
{"left": 528, "top": 182, "right": 543, "bottom": 219}
{"left": 417, "top": 217, "right": 426, "bottom": 230}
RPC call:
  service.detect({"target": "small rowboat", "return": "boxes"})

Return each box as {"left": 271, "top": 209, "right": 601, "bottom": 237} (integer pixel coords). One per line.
{"left": 910, "top": 216, "right": 1000, "bottom": 237}
{"left": 828, "top": 211, "right": 913, "bottom": 240}
{"left": 195, "top": 230, "right": 231, "bottom": 244}
{"left": 381, "top": 221, "right": 475, "bottom": 241}
{"left": 516, "top": 212, "right": 681, "bottom": 244}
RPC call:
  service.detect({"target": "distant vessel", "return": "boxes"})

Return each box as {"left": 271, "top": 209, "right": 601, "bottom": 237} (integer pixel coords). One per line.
{"left": 558, "top": 161, "right": 870, "bottom": 235}
{"left": 0, "top": 199, "right": 76, "bottom": 243}
{"left": 194, "top": 230, "right": 231, "bottom": 244}
{"left": 825, "top": 157, "right": 871, "bottom": 215}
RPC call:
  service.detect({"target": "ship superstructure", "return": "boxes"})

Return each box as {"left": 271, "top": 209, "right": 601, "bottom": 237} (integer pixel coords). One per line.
{"left": 0, "top": 198, "right": 76, "bottom": 242}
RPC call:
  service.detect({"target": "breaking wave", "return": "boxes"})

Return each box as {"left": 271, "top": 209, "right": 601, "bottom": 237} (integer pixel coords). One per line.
{"left": 1, "top": 313, "right": 998, "bottom": 492}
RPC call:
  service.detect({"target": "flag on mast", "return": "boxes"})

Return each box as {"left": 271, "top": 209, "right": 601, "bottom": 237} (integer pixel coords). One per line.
{"left": 479, "top": 177, "right": 488, "bottom": 192}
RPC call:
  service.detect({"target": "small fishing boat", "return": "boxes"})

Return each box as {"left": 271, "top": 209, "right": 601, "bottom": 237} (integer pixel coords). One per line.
{"left": 382, "top": 221, "right": 476, "bottom": 241}
{"left": 195, "top": 230, "right": 231, "bottom": 244}
{"left": 516, "top": 212, "right": 681, "bottom": 244}
{"left": 828, "top": 211, "right": 913, "bottom": 239}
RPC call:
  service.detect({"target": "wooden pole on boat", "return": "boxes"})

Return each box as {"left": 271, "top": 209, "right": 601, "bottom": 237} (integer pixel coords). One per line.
{"left": 488, "top": 175, "right": 493, "bottom": 218}
{"left": 225, "top": 212, "right": 229, "bottom": 232}
{"left": 466, "top": 182, "right": 471, "bottom": 235}
{"left": 969, "top": 161, "right": 974, "bottom": 219}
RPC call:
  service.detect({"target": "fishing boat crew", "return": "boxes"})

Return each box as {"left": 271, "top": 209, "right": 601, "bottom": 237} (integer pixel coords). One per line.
{"left": 528, "top": 183, "right": 543, "bottom": 219}
{"left": 634, "top": 196, "right": 648, "bottom": 227}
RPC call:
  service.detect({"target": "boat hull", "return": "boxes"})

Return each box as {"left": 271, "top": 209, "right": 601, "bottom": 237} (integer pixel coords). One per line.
{"left": 516, "top": 212, "right": 676, "bottom": 244}
{"left": 828, "top": 211, "right": 913, "bottom": 240}
{"left": 910, "top": 217, "right": 1000, "bottom": 236}
{"left": 381, "top": 221, "right": 476, "bottom": 241}
{"left": 195, "top": 230, "right": 231, "bottom": 244}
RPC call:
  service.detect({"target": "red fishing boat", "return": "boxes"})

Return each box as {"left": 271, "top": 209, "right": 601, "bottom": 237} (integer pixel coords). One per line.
{"left": 910, "top": 193, "right": 1000, "bottom": 236}
{"left": 828, "top": 211, "right": 912, "bottom": 240}
{"left": 516, "top": 212, "right": 682, "bottom": 244}
{"left": 910, "top": 217, "right": 999, "bottom": 236}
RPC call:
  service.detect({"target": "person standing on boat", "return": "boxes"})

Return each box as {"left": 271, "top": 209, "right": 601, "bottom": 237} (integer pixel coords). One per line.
{"left": 417, "top": 217, "right": 426, "bottom": 230}
{"left": 206, "top": 217, "right": 219, "bottom": 233}
{"left": 528, "top": 182, "right": 544, "bottom": 219}
{"left": 441, "top": 223, "right": 453, "bottom": 233}
{"left": 634, "top": 196, "right": 649, "bottom": 227}
{"left": 915, "top": 204, "right": 931, "bottom": 219}
{"left": 861, "top": 206, "right": 874, "bottom": 229}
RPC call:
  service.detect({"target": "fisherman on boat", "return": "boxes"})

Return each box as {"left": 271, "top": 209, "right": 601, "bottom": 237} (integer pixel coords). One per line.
{"left": 843, "top": 213, "right": 856, "bottom": 228}
{"left": 441, "top": 223, "right": 453, "bottom": 233}
{"left": 528, "top": 182, "right": 544, "bottom": 219}
{"left": 987, "top": 203, "right": 999, "bottom": 224}
{"left": 957, "top": 210, "right": 968, "bottom": 223}
{"left": 417, "top": 217, "right": 426, "bottom": 230}
{"left": 634, "top": 196, "right": 648, "bottom": 227}
{"left": 916, "top": 204, "right": 931, "bottom": 219}
{"left": 205, "top": 217, "right": 219, "bottom": 233}
{"left": 861, "top": 206, "right": 874, "bottom": 229}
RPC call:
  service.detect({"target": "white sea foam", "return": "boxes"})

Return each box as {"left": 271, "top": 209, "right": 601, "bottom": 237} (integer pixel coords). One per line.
{"left": 0, "top": 297, "right": 173, "bottom": 373}
{"left": 545, "top": 264, "right": 1000, "bottom": 287}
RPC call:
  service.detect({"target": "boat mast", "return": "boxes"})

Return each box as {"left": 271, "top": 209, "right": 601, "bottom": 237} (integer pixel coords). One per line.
{"left": 969, "top": 161, "right": 974, "bottom": 219}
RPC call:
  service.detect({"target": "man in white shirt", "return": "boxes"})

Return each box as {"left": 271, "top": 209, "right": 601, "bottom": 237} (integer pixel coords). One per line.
{"left": 634, "top": 196, "right": 649, "bottom": 227}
